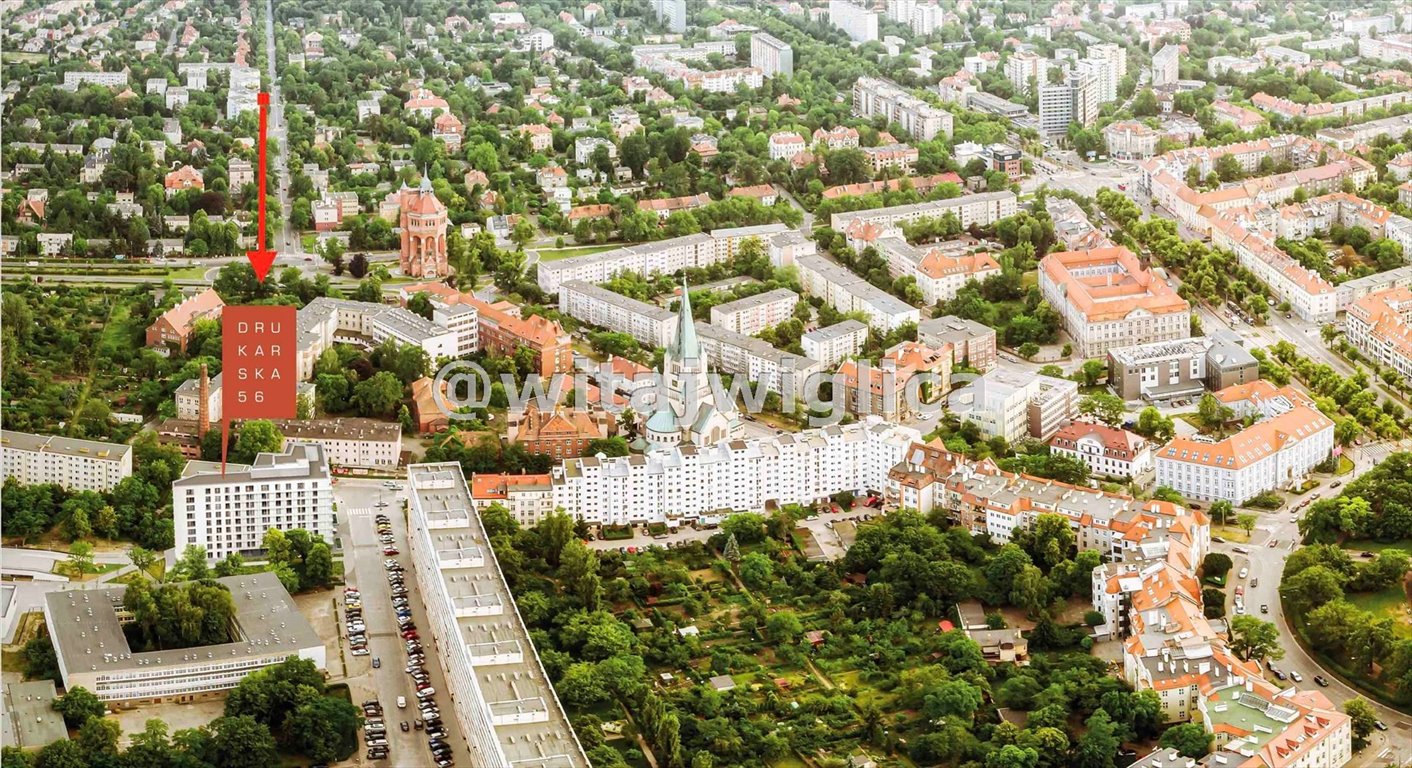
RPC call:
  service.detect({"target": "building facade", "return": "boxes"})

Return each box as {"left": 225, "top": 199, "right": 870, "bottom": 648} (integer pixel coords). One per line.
{"left": 1, "top": 431, "right": 133, "bottom": 492}
{"left": 399, "top": 175, "right": 449, "bottom": 278}
{"left": 749, "top": 33, "right": 793, "bottom": 77}
{"left": 1040, "top": 247, "right": 1191, "bottom": 359}
{"left": 1049, "top": 421, "right": 1153, "bottom": 479}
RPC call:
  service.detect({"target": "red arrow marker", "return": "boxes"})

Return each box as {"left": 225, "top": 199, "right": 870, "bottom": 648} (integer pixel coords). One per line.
{"left": 246, "top": 91, "right": 277, "bottom": 282}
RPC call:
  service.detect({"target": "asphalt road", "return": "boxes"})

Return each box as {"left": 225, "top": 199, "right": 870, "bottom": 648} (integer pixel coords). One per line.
{"left": 1212, "top": 455, "right": 1412, "bottom": 767}
{"left": 335, "top": 478, "right": 469, "bottom": 767}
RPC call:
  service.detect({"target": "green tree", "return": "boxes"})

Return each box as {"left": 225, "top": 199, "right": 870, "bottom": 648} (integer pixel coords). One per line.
{"left": 1079, "top": 392, "right": 1127, "bottom": 427}
{"left": 1228, "top": 615, "right": 1285, "bottom": 662}
{"left": 55, "top": 686, "right": 105, "bottom": 728}
{"left": 352, "top": 371, "right": 404, "bottom": 417}
{"left": 230, "top": 420, "right": 284, "bottom": 463}
{"left": 1343, "top": 698, "right": 1378, "bottom": 747}
{"left": 285, "top": 696, "right": 360, "bottom": 763}
{"left": 206, "top": 715, "right": 279, "bottom": 768}
{"left": 66, "top": 541, "right": 95, "bottom": 575}
{"left": 1158, "top": 722, "right": 1213, "bottom": 758}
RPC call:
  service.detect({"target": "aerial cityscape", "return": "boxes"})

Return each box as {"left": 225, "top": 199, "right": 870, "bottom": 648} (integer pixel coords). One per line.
{"left": 3, "top": 0, "right": 1412, "bottom": 767}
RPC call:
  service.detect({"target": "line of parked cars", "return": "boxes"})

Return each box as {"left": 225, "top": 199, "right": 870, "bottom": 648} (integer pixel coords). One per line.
{"left": 380, "top": 513, "right": 453, "bottom": 768}
{"left": 345, "top": 587, "right": 368, "bottom": 656}
{"left": 361, "top": 699, "right": 389, "bottom": 760}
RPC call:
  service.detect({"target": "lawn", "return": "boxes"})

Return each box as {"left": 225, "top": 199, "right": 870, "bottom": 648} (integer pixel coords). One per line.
{"left": 1348, "top": 584, "right": 1412, "bottom": 638}
{"left": 534, "top": 243, "right": 622, "bottom": 261}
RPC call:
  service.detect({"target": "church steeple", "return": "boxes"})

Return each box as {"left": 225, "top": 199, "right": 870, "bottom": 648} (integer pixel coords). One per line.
{"left": 418, "top": 164, "right": 432, "bottom": 193}
{"left": 670, "top": 279, "right": 701, "bottom": 363}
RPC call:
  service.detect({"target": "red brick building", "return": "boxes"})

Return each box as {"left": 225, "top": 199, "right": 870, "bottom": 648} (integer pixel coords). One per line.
{"left": 146, "top": 288, "right": 224, "bottom": 354}
{"left": 398, "top": 175, "right": 448, "bottom": 278}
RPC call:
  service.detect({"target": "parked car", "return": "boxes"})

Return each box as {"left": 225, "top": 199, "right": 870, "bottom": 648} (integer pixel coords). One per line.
{"left": 397, "top": 696, "right": 407, "bottom": 709}
{"left": 1375, "top": 721, "right": 1389, "bottom": 731}
{"left": 1290, "top": 671, "right": 1303, "bottom": 683}
{"left": 372, "top": 657, "right": 381, "bottom": 669}
{"left": 1314, "top": 675, "right": 1329, "bottom": 687}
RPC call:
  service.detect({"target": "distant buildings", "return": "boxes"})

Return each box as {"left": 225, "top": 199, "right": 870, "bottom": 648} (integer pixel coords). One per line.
{"left": 750, "top": 32, "right": 793, "bottom": 78}
{"left": 537, "top": 225, "right": 788, "bottom": 294}
{"left": 709, "top": 288, "right": 799, "bottom": 336}
{"left": 828, "top": 0, "right": 879, "bottom": 43}
{"left": 297, "top": 297, "right": 459, "bottom": 380}
{"left": 852, "top": 77, "right": 953, "bottom": 140}
{"left": 1038, "top": 70, "right": 1099, "bottom": 136}
{"left": 173, "top": 444, "right": 335, "bottom": 561}
{"left": 146, "top": 288, "right": 225, "bottom": 355}
{"left": 1, "top": 431, "right": 133, "bottom": 492}
{"left": 917, "top": 315, "right": 997, "bottom": 372}
{"left": 398, "top": 175, "right": 450, "bottom": 278}
{"left": 1346, "top": 287, "right": 1412, "bottom": 384}
{"left": 1155, "top": 381, "right": 1334, "bottom": 503}
{"left": 651, "top": 0, "right": 687, "bottom": 33}
{"left": 1039, "top": 247, "right": 1191, "bottom": 359}
{"left": 399, "top": 282, "right": 574, "bottom": 378}
{"left": 1152, "top": 43, "right": 1180, "bottom": 87}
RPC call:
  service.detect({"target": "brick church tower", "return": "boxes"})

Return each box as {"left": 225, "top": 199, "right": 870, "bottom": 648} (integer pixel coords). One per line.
{"left": 398, "top": 168, "right": 449, "bottom": 278}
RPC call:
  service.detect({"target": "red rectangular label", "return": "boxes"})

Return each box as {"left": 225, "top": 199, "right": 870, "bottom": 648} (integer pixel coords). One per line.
{"left": 222, "top": 305, "right": 297, "bottom": 420}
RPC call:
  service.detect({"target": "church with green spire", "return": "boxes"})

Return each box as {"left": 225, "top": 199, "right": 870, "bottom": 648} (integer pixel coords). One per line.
{"left": 638, "top": 280, "right": 743, "bottom": 452}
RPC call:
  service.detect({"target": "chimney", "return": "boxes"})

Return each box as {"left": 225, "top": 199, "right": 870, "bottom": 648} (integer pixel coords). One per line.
{"left": 197, "top": 363, "right": 211, "bottom": 439}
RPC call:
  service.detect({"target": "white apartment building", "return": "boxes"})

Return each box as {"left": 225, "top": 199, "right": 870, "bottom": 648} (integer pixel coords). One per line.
{"left": 1005, "top": 51, "right": 1049, "bottom": 95}
{"left": 278, "top": 418, "right": 402, "bottom": 470}
{"left": 1049, "top": 421, "right": 1153, "bottom": 479}
{"left": 551, "top": 419, "right": 919, "bottom": 526}
{"left": 559, "top": 281, "right": 676, "bottom": 348}
{"left": 538, "top": 225, "right": 787, "bottom": 294}
{"left": 433, "top": 301, "right": 480, "bottom": 357}
{"left": 573, "top": 137, "right": 617, "bottom": 165}
{"left": 802, "top": 320, "right": 868, "bottom": 368}
{"left": 750, "top": 33, "right": 793, "bottom": 77}
{"left": 709, "top": 288, "right": 799, "bottom": 336}
{"left": 769, "top": 131, "right": 807, "bottom": 161}
{"left": 828, "top": 0, "right": 879, "bottom": 43}
{"left": 1087, "top": 43, "right": 1127, "bottom": 102}
{"left": 1155, "top": 382, "right": 1334, "bottom": 503}
{"left": 296, "top": 297, "right": 460, "bottom": 380}
{"left": 795, "top": 254, "right": 920, "bottom": 332}
{"left": 852, "top": 77, "right": 953, "bottom": 141}
{"left": 831, "top": 191, "right": 1018, "bottom": 240}
{"left": 1152, "top": 43, "right": 1180, "bottom": 87}
{"left": 172, "top": 444, "right": 335, "bottom": 562}
{"left": 696, "top": 322, "right": 821, "bottom": 398}
{"left": 45, "top": 572, "right": 325, "bottom": 705}
{"left": 1039, "top": 70, "right": 1099, "bottom": 136}
{"left": 1, "top": 431, "right": 133, "bottom": 492}
{"left": 948, "top": 369, "right": 1077, "bottom": 443}
{"left": 173, "top": 372, "right": 316, "bottom": 423}
{"left": 1039, "top": 247, "right": 1191, "bottom": 359}
{"left": 406, "top": 464, "right": 589, "bottom": 767}
{"left": 1346, "top": 287, "right": 1412, "bottom": 383}
{"left": 62, "top": 71, "right": 128, "bottom": 90}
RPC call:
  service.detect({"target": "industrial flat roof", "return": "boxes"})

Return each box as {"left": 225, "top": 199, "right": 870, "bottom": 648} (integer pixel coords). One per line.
{"left": 3, "top": 680, "right": 67, "bottom": 749}
{"left": 408, "top": 463, "right": 588, "bottom": 768}
{"left": 44, "top": 571, "right": 321, "bottom": 678}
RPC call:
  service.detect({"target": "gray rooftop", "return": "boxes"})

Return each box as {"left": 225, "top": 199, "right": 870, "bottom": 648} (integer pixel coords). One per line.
{"left": 709, "top": 288, "right": 799, "bottom": 317}
{"left": 44, "top": 572, "right": 321, "bottom": 677}
{"left": 0, "top": 430, "right": 131, "bottom": 463}
{"left": 176, "top": 443, "right": 328, "bottom": 486}
{"left": 803, "top": 319, "right": 868, "bottom": 343}
{"left": 3, "top": 681, "right": 67, "bottom": 749}
{"left": 408, "top": 463, "right": 589, "bottom": 768}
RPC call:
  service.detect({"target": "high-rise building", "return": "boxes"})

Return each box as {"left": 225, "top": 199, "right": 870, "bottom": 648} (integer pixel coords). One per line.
{"left": 828, "top": 0, "right": 879, "bottom": 43}
{"left": 398, "top": 173, "right": 449, "bottom": 278}
{"left": 1004, "top": 51, "right": 1049, "bottom": 95}
{"left": 1084, "top": 43, "right": 1126, "bottom": 103}
{"left": 750, "top": 32, "right": 794, "bottom": 78}
{"left": 651, "top": 0, "right": 686, "bottom": 33}
{"left": 1038, "top": 70, "right": 1099, "bottom": 135}
{"left": 172, "top": 444, "right": 335, "bottom": 562}
{"left": 852, "top": 76, "right": 953, "bottom": 140}
{"left": 1152, "top": 43, "right": 1180, "bottom": 87}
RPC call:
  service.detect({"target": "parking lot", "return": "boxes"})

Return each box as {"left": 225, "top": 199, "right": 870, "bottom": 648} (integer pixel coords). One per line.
{"left": 335, "top": 478, "right": 466, "bottom": 767}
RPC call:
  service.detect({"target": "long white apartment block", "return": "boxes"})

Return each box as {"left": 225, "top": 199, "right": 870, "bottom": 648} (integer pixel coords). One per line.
{"left": 1, "top": 430, "right": 133, "bottom": 492}
{"left": 750, "top": 32, "right": 793, "bottom": 77}
{"left": 551, "top": 418, "right": 919, "bottom": 526}
{"left": 537, "top": 225, "right": 788, "bottom": 294}
{"left": 297, "top": 297, "right": 460, "bottom": 380}
{"left": 45, "top": 572, "right": 324, "bottom": 705}
{"left": 557, "top": 281, "right": 818, "bottom": 396}
{"left": 407, "top": 463, "right": 589, "bottom": 768}
{"left": 830, "top": 191, "right": 1018, "bottom": 238}
{"left": 852, "top": 76, "right": 953, "bottom": 140}
{"left": 559, "top": 280, "right": 676, "bottom": 348}
{"left": 172, "top": 444, "right": 334, "bottom": 562}
{"left": 709, "top": 288, "right": 799, "bottom": 335}
{"left": 795, "top": 253, "right": 920, "bottom": 332}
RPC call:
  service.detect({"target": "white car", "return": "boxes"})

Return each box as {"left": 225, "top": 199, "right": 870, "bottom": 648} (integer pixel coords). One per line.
{"left": 1239, "top": 567, "right": 1249, "bottom": 579}
{"left": 397, "top": 696, "right": 407, "bottom": 709}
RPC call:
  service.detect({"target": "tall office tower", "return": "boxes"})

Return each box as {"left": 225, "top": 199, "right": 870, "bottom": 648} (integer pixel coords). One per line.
{"left": 1152, "top": 43, "right": 1180, "bottom": 87}
{"left": 652, "top": 0, "right": 686, "bottom": 33}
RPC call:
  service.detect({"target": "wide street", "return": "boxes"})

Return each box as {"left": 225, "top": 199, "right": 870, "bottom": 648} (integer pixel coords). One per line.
{"left": 333, "top": 477, "right": 470, "bottom": 767}
{"left": 1212, "top": 451, "right": 1412, "bottom": 768}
